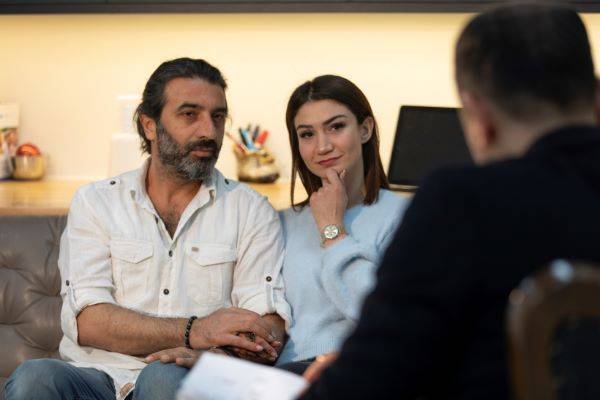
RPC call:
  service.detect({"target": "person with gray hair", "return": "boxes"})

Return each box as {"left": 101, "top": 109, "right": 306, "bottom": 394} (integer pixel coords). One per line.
{"left": 4, "top": 57, "right": 290, "bottom": 400}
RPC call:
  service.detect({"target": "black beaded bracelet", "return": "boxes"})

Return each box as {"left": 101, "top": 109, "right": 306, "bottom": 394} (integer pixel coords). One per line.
{"left": 184, "top": 315, "right": 197, "bottom": 349}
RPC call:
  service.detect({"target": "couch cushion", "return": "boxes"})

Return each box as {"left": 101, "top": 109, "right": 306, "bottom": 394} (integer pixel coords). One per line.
{"left": 0, "top": 215, "right": 67, "bottom": 395}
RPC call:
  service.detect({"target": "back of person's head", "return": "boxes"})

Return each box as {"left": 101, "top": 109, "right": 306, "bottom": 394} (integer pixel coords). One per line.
{"left": 285, "top": 74, "right": 389, "bottom": 208}
{"left": 135, "top": 57, "right": 227, "bottom": 154}
{"left": 455, "top": 3, "right": 596, "bottom": 123}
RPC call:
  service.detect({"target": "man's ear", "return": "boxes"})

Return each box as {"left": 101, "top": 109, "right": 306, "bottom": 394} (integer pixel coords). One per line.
{"left": 459, "top": 90, "right": 497, "bottom": 161}
{"left": 140, "top": 114, "right": 157, "bottom": 141}
{"left": 359, "top": 116, "right": 374, "bottom": 144}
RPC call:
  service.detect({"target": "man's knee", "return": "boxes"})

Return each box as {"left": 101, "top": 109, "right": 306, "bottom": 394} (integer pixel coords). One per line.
{"left": 134, "top": 361, "right": 188, "bottom": 400}
{"left": 4, "top": 359, "right": 71, "bottom": 400}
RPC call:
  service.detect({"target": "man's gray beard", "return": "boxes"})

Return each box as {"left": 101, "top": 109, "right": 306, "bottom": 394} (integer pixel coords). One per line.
{"left": 156, "top": 122, "right": 220, "bottom": 182}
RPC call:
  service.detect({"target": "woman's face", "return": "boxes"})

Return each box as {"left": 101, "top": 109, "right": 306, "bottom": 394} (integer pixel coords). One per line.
{"left": 294, "top": 99, "right": 372, "bottom": 180}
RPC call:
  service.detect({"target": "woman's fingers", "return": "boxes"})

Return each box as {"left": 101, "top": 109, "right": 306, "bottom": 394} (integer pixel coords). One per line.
{"left": 339, "top": 169, "right": 347, "bottom": 184}
{"left": 328, "top": 168, "right": 345, "bottom": 188}
{"left": 325, "top": 169, "right": 339, "bottom": 186}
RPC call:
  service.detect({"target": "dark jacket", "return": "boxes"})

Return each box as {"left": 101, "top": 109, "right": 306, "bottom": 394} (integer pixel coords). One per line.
{"left": 300, "top": 125, "right": 600, "bottom": 400}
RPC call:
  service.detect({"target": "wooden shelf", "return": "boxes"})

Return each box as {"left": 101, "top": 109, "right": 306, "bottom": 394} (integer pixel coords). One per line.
{"left": 0, "top": 179, "right": 306, "bottom": 216}
{"left": 0, "top": 180, "right": 85, "bottom": 216}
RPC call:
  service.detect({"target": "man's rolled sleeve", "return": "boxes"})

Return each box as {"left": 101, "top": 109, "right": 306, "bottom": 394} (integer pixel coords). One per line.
{"left": 237, "top": 265, "right": 293, "bottom": 331}
{"left": 59, "top": 188, "right": 117, "bottom": 343}
{"left": 231, "top": 195, "right": 292, "bottom": 330}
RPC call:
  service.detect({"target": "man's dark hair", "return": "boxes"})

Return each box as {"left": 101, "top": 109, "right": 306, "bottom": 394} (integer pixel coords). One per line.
{"left": 455, "top": 3, "right": 596, "bottom": 121}
{"left": 135, "top": 58, "right": 227, "bottom": 154}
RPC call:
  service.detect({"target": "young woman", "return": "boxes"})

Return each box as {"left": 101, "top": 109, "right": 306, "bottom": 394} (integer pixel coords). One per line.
{"left": 276, "top": 75, "right": 410, "bottom": 373}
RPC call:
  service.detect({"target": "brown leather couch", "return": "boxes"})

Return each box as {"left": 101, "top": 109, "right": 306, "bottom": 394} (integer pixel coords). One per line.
{"left": 0, "top": 215, "right": 66, "bottom": 397}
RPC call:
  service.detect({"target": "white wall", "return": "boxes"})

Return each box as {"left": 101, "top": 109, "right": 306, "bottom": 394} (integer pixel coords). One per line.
{"left": 1, "top": 12, "right": 599, "bottom": 181}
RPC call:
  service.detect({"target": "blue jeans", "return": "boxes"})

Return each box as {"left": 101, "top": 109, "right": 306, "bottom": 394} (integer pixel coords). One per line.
{"left": 133, "top": 360, "right": 189, "bottom": 399}
{"left": 4, "top": 359, "right": 189, "bottom": 400}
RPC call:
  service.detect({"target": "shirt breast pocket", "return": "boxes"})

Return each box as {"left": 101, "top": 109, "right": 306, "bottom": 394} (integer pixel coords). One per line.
{"left": 185, "top": 243, "right": 236, "bottom": 306}
{"left": 110, "top": 238, "right": 154, "bottom": 306}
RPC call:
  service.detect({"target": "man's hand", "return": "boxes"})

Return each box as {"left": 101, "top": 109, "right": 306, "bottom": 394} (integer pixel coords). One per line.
{"left": 303, "top": 352, "right": 339, "bottom": 383}
{"left": 225, "top": 333, "right": 283, "bottom": 364}
{"left": 224, "top": 314, "right": 286, "bottom": 364}
{"left": 190, "top": 308, "right": 278, "bottom": 355}
{"left": 145, "top": 346, "right": 231, "bottom": 369}
{"left": 145, "top": 346, "right": 202, "bottom": 368}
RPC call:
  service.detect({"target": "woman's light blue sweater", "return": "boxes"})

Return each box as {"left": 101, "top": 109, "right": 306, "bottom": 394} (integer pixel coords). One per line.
{"left": 276, "top": 189, "right": 410, "bottom": 364}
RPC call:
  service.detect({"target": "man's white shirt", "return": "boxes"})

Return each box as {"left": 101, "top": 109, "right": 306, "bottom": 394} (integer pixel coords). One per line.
{"left": 58, "top": 161, "right": 291, "bottom": 399}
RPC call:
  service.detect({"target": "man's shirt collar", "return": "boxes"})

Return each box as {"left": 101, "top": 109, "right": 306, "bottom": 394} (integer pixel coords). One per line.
{"left": 525, "top": 124, "right": 600, "bottom": 160}
{"left": 128, "top": 157, "right": 219, "bottom": 217}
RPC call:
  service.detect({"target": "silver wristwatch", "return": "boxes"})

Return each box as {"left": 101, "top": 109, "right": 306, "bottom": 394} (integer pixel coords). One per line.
{"left": 320, "top": 224, "right": 344, "bottom": 246}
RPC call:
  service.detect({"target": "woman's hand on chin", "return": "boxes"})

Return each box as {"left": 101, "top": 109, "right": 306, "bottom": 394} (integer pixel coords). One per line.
{"left": 309, "top": 169, "right": 348, "bottom": 244}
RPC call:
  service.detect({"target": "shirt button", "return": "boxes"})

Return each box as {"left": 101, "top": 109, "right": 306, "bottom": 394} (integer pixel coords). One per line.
{"left": 168, "top": 250, "right": 173, "bottom": 257}
{"left": 110, "top": 180, "right": 116, "bottom": 185}
{"left": 154, "top": 216, "right": 159, "bottom": 223}
{"left": 265, "top": 276, "right": 272, "bottom": 282}
{"left": 66, "top": 280, "right": 70, "bottom": 286}
{"left": 163, "top": 289, "right": 170, "bottom": 295}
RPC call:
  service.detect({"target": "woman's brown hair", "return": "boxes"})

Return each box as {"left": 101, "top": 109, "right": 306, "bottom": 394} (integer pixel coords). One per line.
{"left": 285, "top": 75, "right": 389, "bottom": 209}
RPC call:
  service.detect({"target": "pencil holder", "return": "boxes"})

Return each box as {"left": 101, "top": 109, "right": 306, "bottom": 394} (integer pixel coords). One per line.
{"left": 234, "top": 146, "right": 280, "bottom": 183}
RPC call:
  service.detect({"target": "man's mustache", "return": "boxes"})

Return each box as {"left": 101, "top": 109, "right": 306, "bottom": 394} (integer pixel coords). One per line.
{"left": 183, "top": 139, "right": 219, "bottom": 156}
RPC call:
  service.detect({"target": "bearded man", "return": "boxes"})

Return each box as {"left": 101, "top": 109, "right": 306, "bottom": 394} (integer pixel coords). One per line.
{"left": 5, "top": 58, "right": 290, "bottom": 400}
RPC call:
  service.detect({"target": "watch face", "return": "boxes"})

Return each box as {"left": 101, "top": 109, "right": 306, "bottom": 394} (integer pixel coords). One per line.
{"left": 323, "top": 224, "right": 339, "bottom": 239}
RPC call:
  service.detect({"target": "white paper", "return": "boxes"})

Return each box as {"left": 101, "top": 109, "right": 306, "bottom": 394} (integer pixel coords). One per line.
{"left": 177, "top": 353, "right": 308, "bottom": 400}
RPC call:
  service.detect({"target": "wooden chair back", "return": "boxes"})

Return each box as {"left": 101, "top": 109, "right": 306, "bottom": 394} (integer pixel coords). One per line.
{"left": 507, "top": 260, "right": 600, "bottom": 400}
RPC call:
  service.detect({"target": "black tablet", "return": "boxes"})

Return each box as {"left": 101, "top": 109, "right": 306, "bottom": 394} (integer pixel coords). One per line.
{"left": 387, "top": 106, "right": 473, "bottom": 191}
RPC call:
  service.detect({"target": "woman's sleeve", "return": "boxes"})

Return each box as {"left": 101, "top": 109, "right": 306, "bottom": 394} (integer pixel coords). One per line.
{"left": 319, "top": 200, "right": 407, "bottom": 321}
